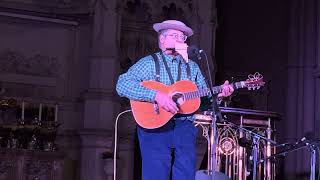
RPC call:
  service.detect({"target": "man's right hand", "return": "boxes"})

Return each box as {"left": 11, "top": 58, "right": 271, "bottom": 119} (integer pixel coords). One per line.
{"left": 155, "top": 91, "right": 179, "bottom": 114}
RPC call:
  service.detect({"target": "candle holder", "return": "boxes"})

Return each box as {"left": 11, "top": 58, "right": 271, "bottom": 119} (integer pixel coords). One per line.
{"left": 27, "top": 134, "right": 37, "bottom": 150}
{"left": 17, "top": 118, "right": 25, "bottom": 126}
{"left": 8, "top": 131, "right": 18, "bottom": 149}
{"left": 21, "top": 127, "right": 35, "bottom": 149}
{"left": 37, "top": 127, "right": 57, "bottom": 151}
{"left": 0, "top": 127, "right": 11, "bottom": 148}
{"left": 32, "top": 118, "right": 42, "bottom": 127}
{"left": 0, "top": 100, "right": 61, "bottom": 152}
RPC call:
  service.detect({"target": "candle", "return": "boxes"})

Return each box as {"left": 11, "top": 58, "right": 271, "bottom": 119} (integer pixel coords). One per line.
{"left": 21, "top": 101, "right": 25, "bottom": 120}
{"left": 39, "top": 103, "right": 42, "bottom": 121}
{"left": 55, "top": 104, "right": 58, "bottom": 122}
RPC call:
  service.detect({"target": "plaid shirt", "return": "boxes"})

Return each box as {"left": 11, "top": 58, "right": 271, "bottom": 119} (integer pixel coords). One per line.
{"left": 116, "top": 51, "right": 208, "bottom": 102}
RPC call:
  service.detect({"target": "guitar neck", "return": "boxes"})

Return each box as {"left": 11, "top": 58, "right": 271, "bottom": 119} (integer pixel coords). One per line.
{"left": 183, "top": 81, "right": 246, "bottom": 100}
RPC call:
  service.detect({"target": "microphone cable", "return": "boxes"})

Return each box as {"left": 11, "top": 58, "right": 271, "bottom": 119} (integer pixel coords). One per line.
{"left": 113, "top": 109, "right": 132, "bottom": 180}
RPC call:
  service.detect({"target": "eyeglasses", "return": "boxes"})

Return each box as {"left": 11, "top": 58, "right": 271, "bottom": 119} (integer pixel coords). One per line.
{"left": 165, "top": 33, "right": 187, "bottom": 41}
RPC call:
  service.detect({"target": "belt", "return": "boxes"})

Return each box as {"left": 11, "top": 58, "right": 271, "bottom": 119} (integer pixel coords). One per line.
{"left": 173, "top": 114, "right": 194, "bottom": 121}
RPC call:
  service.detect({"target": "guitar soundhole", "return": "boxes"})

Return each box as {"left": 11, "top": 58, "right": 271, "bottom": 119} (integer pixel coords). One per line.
{"left": 172, "top": 93, "right": 184, "bottom": 105}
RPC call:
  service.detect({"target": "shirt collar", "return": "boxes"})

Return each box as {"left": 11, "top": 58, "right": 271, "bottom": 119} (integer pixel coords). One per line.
{"left": 160, "top": 51, "right": 183, "bottom": 63}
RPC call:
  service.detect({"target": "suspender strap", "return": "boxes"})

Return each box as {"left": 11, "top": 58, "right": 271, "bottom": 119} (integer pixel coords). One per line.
{"left": 151, "top": 54, "right": 161, "bottom": 82}
{"left": 176, "top": 62, "right": 182, "bottom": 82}
{"left": 160, "top": 52, "right": 179, "bottom": 85}
{"left": 151, "top": 52, "right": 191, "bottom": 84}
{"left": 161, "top": 55, "right": 175, "bottom": 84}
{"left": 186, "top": 63, "right": 191, "bottom": 80}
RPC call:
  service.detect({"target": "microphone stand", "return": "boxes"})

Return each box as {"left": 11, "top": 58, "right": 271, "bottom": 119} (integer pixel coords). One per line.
{"left": 203, "top": 98, "right": 277, "bottom": 180}
{"left": 207, "top": 96, "right": 221, "bottom": 175}
{"left": 201, "top": 50, "right": 219, "bottom": 176}
{"left": 309, "top": 142, "right": 317, "bottom": 180}
{"left": 199, "top": 50, "right": 230, "bottom": 180}
{"left": 309, "top": 145, "right": 317, "bottom": 180}
{"left": 200, "top": 49, "right": 279, "bottom": 180}
{"left": 202, "top": 49, "right": 276, "bottom": 179}
{"left": 258, "top": 139, "right": 320, "bottom": 180}
{"left": 223, "top": 120, "right": 277, "bottom": 180}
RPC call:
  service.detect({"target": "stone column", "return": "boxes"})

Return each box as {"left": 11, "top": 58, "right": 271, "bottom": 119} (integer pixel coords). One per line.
{"left": 80, "top": 0, "right": 121, "bottom": 180}
{"left": 192, "top": 0, "right": 217, "bottom": 82}
{"left": 314, "top": 0, "right": 320, "bottom": 144}
{"left": 285, "top": 0, "right": 318, "bottom": 178}
{"left": 197, "top": 0, "right": 217, "bottom": 62}
{"left": 115, "top": 133, "right": 135, "bottom": 180}
{"left": 192, "top": 0, "right": 218, "bottom": 171}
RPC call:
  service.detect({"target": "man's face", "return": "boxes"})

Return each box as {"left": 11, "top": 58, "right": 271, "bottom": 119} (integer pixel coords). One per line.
{"left": 160, "top": 29, "right": 188, "bottom": 49}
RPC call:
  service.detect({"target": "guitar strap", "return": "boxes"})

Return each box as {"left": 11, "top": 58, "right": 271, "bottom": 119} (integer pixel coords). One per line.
{"left": 151, "top": 52, "right": 191, "bottom": 84}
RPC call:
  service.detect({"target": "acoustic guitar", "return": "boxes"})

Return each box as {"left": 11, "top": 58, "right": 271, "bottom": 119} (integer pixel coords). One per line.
{"left": 130, "top": 72, "right": 265, "bottom": 129}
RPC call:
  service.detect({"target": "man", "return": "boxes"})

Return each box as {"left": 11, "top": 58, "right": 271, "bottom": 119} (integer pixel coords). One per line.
{"left": 116, "top": 20, "right": 234, "bottom": 180}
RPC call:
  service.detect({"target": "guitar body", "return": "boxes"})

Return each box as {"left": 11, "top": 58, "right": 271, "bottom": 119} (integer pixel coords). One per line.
{"left": 130, "top": 80, "right": 201, "bottom": 129}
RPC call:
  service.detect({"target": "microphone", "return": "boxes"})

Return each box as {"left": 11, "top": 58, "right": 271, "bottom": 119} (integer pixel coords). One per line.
{"left": 187, "top": 45, "right": 203, "bottom": 60}
{"left": 274, "top": 142, "right": 295, "bottom": 148}
{"left": 296, "top": 136, "right": 307, "bottom": 145}
{"left": 273, "top": 137, "right": 307, "bottom": 149}
{"left": 238, "top": 137, "right": 252, "bottom": 148}
{"left": 295, "top": 132, "right": 319, "bottom": 145}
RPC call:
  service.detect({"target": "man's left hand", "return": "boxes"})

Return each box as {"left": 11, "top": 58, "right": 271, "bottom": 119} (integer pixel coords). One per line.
{"left": 217, "top": 80, "right": 234, "bottom": 98}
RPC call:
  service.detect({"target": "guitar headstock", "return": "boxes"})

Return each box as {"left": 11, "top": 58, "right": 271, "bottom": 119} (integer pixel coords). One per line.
{"left": 245, "top": 72, "right": 265, "bottom": 90}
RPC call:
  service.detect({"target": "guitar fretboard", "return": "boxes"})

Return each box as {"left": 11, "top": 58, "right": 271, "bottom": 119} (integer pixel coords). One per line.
{"left": 183, "top": 81, "right": 247, "bottom": 100}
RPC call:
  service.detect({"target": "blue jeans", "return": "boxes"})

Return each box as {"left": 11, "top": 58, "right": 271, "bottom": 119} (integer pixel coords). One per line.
{"left": 137, "top": 118, "right": 198, "bottom": 180}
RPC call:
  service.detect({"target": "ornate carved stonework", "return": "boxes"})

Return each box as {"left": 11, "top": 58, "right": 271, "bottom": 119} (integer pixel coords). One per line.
{"left": 119, "top": 0, "right": 196, "bottom": 71}
{"left": 0, "top": 149, "right": 64, "bottom": 180}
{"left": 119, "top": 29, "right": 158, "bottom": 68}
{"left": 0, "top": 161, "right": 13, "bottom": 178}
{"left": 122, "top": 0, "right": 153, "bottom": 22}
{"left": 25, "top": 160, "right": 52, "bottom": 178}
{"left": 161, "top": 2, "right": 192, "bottom": 22}
{"left": 121, "top": 0, "right": 194, "bottom": 23}
{"left": 0, "top": 50, "right": 60, "bottom": 77}
{"left": 0, "top": 0, "right": 91, "bottom": 15}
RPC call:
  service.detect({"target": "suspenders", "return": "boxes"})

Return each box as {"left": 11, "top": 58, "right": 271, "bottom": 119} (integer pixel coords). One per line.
{"left": 151, "top": 52, "right": 191, "bottom": 83}
{"left": 151, "top": 53, "right": 161, "bottom": 82}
